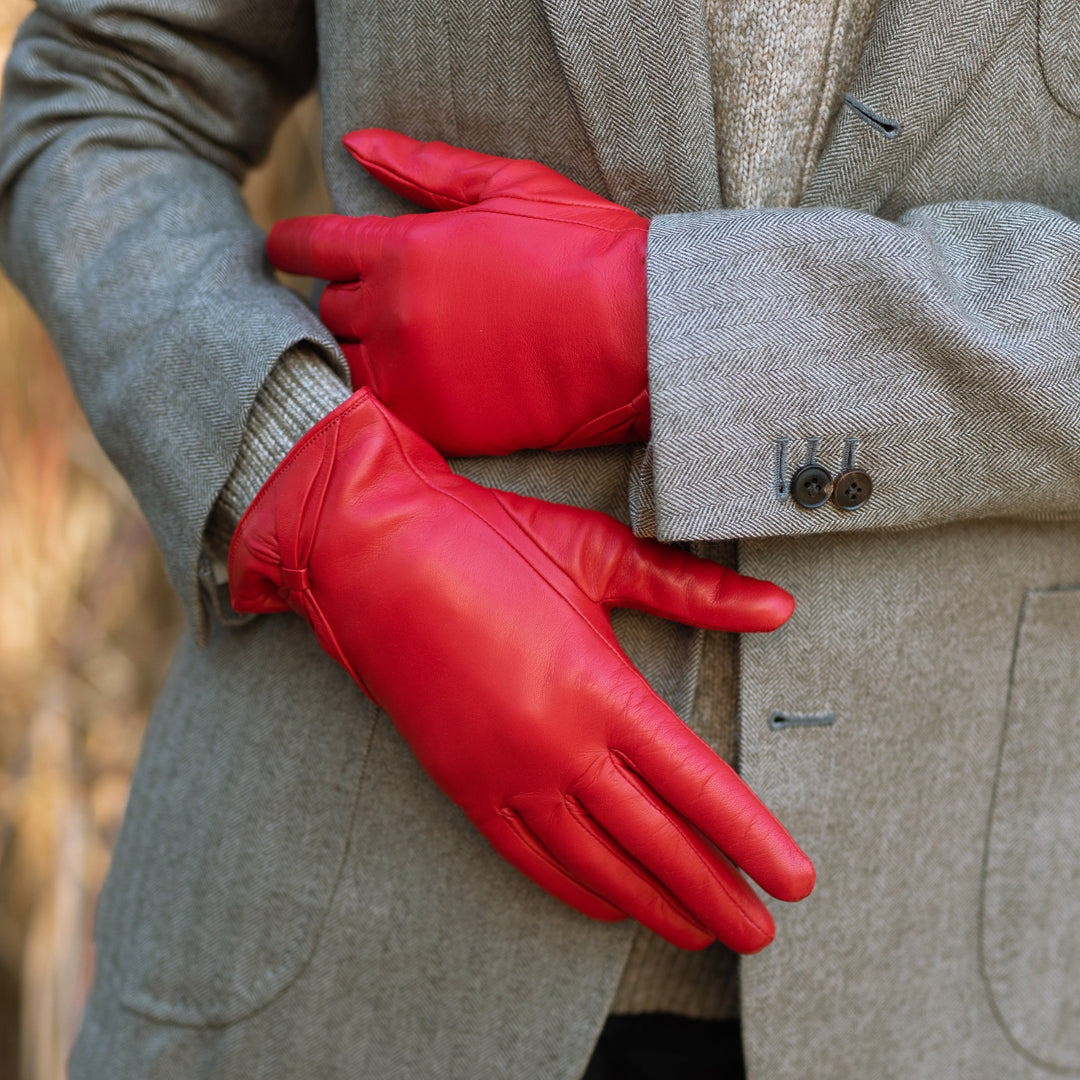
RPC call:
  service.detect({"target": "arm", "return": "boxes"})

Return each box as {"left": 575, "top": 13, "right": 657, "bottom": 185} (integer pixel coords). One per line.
{"left": 0, "top": 0, "right": 347, "bottom": 639}
{"left": 639, "top": 201, "right": 1080, "bottom": 541}
{"left": 271, "top": 134, "right": 1080, "bottom": 548}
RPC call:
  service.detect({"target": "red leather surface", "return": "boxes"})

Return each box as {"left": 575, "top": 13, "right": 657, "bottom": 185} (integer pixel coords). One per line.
{"left": 267, "top": 129, "right": 651, "bottom": 456}
{"left": 229, "top": 391, "right": 814, "bottom": 952}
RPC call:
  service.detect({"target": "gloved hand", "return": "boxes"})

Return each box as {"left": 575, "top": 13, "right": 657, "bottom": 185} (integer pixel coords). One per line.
{"left": 229, "top": 389, "right": 814, "bottom": 952}
{"left": 266, "top": 129, "right": 650, "bottom": 457}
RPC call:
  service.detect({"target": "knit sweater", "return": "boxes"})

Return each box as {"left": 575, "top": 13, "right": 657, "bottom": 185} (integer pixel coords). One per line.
{"left": 209, "top": 0, "right": 879, "bottom": 1020}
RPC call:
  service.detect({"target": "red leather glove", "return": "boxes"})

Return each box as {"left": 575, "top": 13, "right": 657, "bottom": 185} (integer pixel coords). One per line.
{"left": 229, "top": 389, "right": 814, "bottom": 952}
{"left": 266, "top": 129, "right": 650, "bottom": 457}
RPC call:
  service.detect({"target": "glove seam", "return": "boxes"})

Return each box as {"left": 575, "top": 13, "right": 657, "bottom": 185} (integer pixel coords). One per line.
{"left": 550, "top": 399, "right": 649, "bottom": 452}
{"left": 495, "top": 807, "right": 620, "bottom": 910}
{"left": 464, "top": 204, "right": 642, "bottom": 236}
{"left": 561, "top": 793, "right": 711, "bottom": 936}
{"left": 228, "top": 390, "right": 374, "bottom": 582}
{"left": 372, "top": 416, "right": 673, "bottom": 714}
{"left": 295, "top": 588, "right": 373, "bottom": 696}
{"left": 291, "top": 415, "right": 340, "bottom": 571}
{"left": 608, "top": 749, "right": 776, "bottom": 938}
{"left": 351, "top": 152, "right": 642, "bottom": 217}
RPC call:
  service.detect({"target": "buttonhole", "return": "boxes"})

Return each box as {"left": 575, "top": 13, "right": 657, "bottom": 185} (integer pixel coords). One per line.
{"left": 843, "top": 94, "right": 901, "bottom": 139}
{"left": 769, "top": 710, "right": 835, "bottom": 730}
{"left": 843, "top": 436, "right": 858, "bottom": 472}
{"left": 773, "top": 438, "right": 791, "bottom": 501}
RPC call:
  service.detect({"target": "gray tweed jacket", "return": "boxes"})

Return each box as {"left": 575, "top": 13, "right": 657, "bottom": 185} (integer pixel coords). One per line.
{"left": 2, "top": 0, "right": 1080, "bottom": 1077}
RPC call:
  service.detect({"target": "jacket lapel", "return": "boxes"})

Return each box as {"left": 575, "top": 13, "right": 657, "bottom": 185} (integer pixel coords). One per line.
{"left": 540, "top": 0, "right": 1015, "bottom": 216}
{"left": 538, "top": 0, "right": 722, "bottom": 215}
{"left": 803, "top": 0, "right": 1016, "bottom": 212}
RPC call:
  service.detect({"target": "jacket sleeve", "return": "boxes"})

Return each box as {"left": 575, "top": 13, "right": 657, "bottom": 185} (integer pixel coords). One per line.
{"left": 0, "top": 0, "right": 346, "bottom": 641}
{"left": 635, "top": 201, "right": 1080, "bottom": 543}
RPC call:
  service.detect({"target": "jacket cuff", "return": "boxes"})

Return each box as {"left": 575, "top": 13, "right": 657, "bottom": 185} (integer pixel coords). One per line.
{"left": 643, "top": 202, "right": 1080, "bottom": 543}
{"left": 641, "top": 209, "right": 882, "bottom": 543}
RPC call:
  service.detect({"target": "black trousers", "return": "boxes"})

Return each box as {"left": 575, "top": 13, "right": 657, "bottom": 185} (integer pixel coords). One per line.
{"left": 582, "top": 1015, "right": 746, "bottom": 1080}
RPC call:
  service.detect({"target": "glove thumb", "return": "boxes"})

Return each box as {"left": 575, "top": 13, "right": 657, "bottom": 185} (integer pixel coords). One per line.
{"left": 494, "top": 491, "right": 794, "bottom": 634}
{"left": 603, "top": 533, "right": 796, "bottom": 633}
{"left": 343, "top": 128, "right": 615, "bottom": 210}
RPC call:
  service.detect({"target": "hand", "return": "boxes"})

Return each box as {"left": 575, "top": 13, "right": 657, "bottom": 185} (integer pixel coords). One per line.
{"left": 229, "top": 390, "right": 813, "bottom": 952}
{"left": 267, "top": 129, "right": 650, "bottom": 457}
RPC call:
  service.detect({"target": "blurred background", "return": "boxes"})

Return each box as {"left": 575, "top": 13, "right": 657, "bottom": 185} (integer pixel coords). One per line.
{"left": 0, "top": 6, "right": 332, "bottom": 1073}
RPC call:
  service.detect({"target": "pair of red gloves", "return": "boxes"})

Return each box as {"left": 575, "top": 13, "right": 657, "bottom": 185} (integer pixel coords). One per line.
{"left": 229, "top": 130, "right": 814, "bottom": 954}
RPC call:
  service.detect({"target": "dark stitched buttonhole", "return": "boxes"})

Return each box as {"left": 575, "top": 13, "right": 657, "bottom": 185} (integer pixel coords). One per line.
{"left": 844, "top": 94, "right": 901, "bottom": 139}
{"left": 769, "top": 710, "right": 835, "bottom": 730}
{"left": 773, "top": 438, "right": 791, "bottom": 500}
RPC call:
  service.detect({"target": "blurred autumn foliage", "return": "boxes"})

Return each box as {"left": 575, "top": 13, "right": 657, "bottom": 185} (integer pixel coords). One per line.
{"left": 0, "top": 9, "right": 332, "bottom": 1072}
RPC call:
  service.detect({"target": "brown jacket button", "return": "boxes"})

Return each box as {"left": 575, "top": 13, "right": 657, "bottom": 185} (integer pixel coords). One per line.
{"left": 832, "top": 469, "right": 872, "bottom": 509}
{"left": 790, "top": 465, "right": 832, "bottom": 509}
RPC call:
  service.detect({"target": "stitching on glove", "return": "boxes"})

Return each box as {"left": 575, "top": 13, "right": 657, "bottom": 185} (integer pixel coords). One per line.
{"left": 467, "top": 205, "right": 637, "bottom": 235}
{"left": 232, "top": 389, "right": 375, "bottom": 539}
{"left": 378, "top": 413, "right": 628, "bottom": 658}
{"left": 610, "top": 749, "right": 776, "bottom": 938}
{"left": 561, "top": 793, "right": 709, "bottom": 933}
{"left": 550, "top": 399, "right": 647, "bottom": 451}
{"left": 477, "top": 490, "right": 729, "bottom": 695}
{"left": 292, "top": 421, "right": 339, "bottom": 569}
{"left": 355, "top": 154, "right": 634, "bottom": 215}
{"left": 291, "top": 588, "right": 377, "bottom": 702}
{"left": 494, "top": 807, "right": 616, "bottom": 907}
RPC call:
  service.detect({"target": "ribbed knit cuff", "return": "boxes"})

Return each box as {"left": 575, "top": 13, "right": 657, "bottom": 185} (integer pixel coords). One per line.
{"left": 206, "top": 345, "right": 351, "bottom": 561}
{"left": 610, "top": 929, "right": 739, "bottom": 1020}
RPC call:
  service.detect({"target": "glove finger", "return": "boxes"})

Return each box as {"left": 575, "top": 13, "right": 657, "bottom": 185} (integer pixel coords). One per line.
{"left": 343, "top": 127, "right": 614, "bottom": 210}
{"left": 319, "top": 281, "right": 366, "bottom": 341}
{"left": 606, "top": 534, "right": 795, "bottom": 633}
{"left": 576, "top": 756, "right": 776, "bottom": 954}
{"left": 480, "top": 808, "right": 626, "bottom": 924}
{"left": 516, "top": 802, "right": 713, "bottom": 951}
{"left": 267, "top": 214, "right": 391, "bottom": 279}
{"left": 617, "top": 719, "right": 815, "bottom": 904}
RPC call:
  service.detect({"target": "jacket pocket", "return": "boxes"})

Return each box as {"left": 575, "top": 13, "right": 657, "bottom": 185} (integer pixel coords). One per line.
{"left": 980, "top": 586, "right": 1080, "bottom": 1072}
{"left": 1038, "top": 0, "right": 1080, "bottom": 116}
{"left": 93, "top": 621, "right": 376, "bottom": 1026}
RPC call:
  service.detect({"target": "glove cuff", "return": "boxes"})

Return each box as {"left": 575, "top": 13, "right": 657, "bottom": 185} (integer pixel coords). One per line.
{"left": 227, "top": 388, "right": 372, "bottom": 613}
{"left": 206, "top": 346, "right": 349, "bottom": 560}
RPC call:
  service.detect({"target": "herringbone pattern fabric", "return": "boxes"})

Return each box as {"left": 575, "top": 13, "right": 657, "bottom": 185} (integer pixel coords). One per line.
{"left": 536, "top": 0, "right": 722, "bottom": 216}
{"left": 735, "top": 520, "right": 1080, "bottom": 1080}
{"left": 0, "top": 0, "right": 345, "bottom": 644}
{"left": 644, "top": 200, "right": 1080, "bottom": 544}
